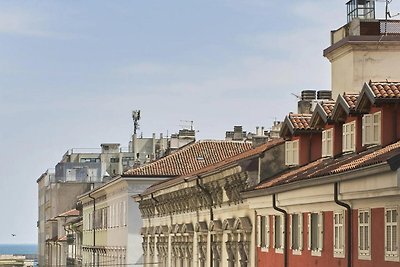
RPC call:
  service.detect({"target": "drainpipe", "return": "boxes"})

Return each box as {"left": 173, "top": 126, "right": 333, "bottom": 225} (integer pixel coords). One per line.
{"left": 334, "top": 182, "right": 352, "bottom": 267}
{"left": 63, "top": 221, "right": 68, "bottom": 264}
{"left": 393, "top": 103, "right": 398, "bottom": 142}
{"left": 88, "top": 192, "right": 97, "bottom": 267}
{"left": 309, "top": 134, "right": 313, "bottom": 163}
{"left": 196, "top": 176, "right": 214, "bottom": 267}
{"left": 272, "top": 194, "right": 287, "bottom": 267}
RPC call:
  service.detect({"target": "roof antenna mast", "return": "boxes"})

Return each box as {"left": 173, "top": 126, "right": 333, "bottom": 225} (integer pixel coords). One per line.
{"left": 132, "top": 110, "right": 141, "bottom": 135}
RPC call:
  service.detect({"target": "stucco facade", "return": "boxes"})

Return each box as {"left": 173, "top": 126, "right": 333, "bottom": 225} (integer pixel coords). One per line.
{"left": 135, "top": 140, "right": 286, "bottom": 267}
{"left": 324, "top": 19, "right": 400, "bottom": 98}
{"left": 80, "top": 177, "right": 159, "bottom": 267}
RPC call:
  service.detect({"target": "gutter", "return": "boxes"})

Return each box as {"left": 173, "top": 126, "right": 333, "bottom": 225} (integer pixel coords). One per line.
{"left": 272, "top": 194, "right": 288, "bottom": 267}
{"left": 196, "top": 176, "right": 214, "bottom": 267}
{"left": 334, "top": 182, "right": 352, "bottom": 267}
{"left": 242, "top": 162, "right": 389, "bottom": 199}
{"left": 88, "top": 192, "right": 96, "bottom": 267}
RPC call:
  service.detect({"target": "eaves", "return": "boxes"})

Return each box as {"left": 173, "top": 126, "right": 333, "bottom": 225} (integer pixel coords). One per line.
{"left": 241, "top": 162, "right": 391, "bottom": 199}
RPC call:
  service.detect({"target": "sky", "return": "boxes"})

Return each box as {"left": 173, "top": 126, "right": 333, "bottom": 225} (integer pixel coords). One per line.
{"left": 0, "top": 0, "right": 398, "bottom": 244}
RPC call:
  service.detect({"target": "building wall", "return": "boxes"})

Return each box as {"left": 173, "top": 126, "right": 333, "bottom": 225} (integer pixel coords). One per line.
{"left": 81, "top": 178, "right": 160, "bottom": 267}
{"left": 251, "top": 165, "right": 400, "bottom": 267}
{"left": 327, "top": 43, "right": 400, "bottom": 98}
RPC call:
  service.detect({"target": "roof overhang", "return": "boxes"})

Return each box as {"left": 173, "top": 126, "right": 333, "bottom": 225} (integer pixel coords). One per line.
{"left": 310, "top": 102, "right": 329, "bottom": 128}
{"left": 355, "top": 82, "right": 376, "bottom": 113}
{"left": 280, "top": 115, "right": 294, "bottom": 138}
{"left": 331, "top": 95, "right": 352, "bottom": 122}
{"left": 242, "top": 162, "right": 390, "bottom": 199}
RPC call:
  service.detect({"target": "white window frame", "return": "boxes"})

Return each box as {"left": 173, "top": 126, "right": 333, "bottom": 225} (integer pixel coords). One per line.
{"left": 273, "top": 215, "right": 284, "bottom": 253}
{"left": 258, "top": 215, "right": 270, "bottom": 251}
{"left": 333, "top": 211, "right": 345, "bottom": 258}
{"left": 257, "top": 215, "right": 261, "bottom": 247}
{"left": 285, "top": 140, "right": 299, "bottom": 166}
{"left": 358, "top": 209, "right": 371, "bottom": 260}
{"left": 342, "top": 121, "right": 356, "bottom": 152}
{"left": 322, "top": 129, "right": 333, "bottom": 157}
{"left": 308, "top": 212, "right": 323, "bottom": 256}
{"left": 362, "top": 111, "right": 381, "bottom": 146}
{"left": 290, "top": 213, "right": 303, "bottom": 255}
{"left": 385, "top": 207, "right": 399, "bottom": 262}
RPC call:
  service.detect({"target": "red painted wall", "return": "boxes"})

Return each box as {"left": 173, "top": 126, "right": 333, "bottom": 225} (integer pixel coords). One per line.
{"left": 379, "top": 105, "right": 398, "bottom": 146}
{"left": 331, "top": 123, "right": 343, "bottom": 157}
{"left": 257, "top": 209, "right": 400, "bottom": 267}
{"left": 296, "top": 133, "right": 322, "bottom": 166}
{"left": 352, "top": 208, "right": 400, "bottom": 267}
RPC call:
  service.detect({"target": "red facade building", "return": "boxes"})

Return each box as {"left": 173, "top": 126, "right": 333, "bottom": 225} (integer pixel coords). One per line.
{"left": 243, "top": 81, "right": 400, "bottom": 267}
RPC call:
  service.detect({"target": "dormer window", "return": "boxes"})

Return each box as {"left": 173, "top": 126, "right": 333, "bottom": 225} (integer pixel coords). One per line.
{"left": 285, "top": 140, "right": 299, "bottom": 166}
{"left": 362, "top": 111, "right": 381, "bottom": 146}
{"left": 322, "top": 129, "right": 333, "bottom": 157}
{"left": 342, "top": 121, "right": 356, "bottom": 153}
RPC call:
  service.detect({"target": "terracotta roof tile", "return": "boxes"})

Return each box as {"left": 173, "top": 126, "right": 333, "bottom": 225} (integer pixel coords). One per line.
{"left": 58, "top": 235, "right": 67, "bottom": 242}
{"left": 141, "top": 139, "right": 284, "bottom": 195}
{"left": 370, "top": 81, "right": 400, "bottom": 99}
{"left": 123, "top": 140, "right": 253, "bottom": 177}
{"left": 288, "top": 114, "right": 312, "bottom": 130}
{"left": 256, "top": 141, "right": 400, "bottom": 190}
{"left": 343, "top": 93, "right": 359, "bottom": 109}
{"left": 56, "top": 209, "right": 80, "bottom": 217}
{"left": 321, "top": 101, "right": 335, "bottom": 117}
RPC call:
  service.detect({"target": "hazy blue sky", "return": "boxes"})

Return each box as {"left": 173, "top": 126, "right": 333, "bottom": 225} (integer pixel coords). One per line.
{"left": 0, "top": 0, "right": 398, "bottom": 244}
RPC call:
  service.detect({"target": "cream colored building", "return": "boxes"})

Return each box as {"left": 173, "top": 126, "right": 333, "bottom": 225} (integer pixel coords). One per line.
{"left": 80, "top": 140, "right": 253, "bottom": 267}
{"left": 134, "top": 139, "right": 285, "bottom": 267}
{"left": 324, "top": 18, "right": 400, "bottom": 98}
{"left": 80, "top": 176, "right": 158, "bottom": 267}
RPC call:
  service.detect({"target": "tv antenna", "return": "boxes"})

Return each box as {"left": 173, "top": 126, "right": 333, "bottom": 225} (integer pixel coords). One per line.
{"left": 291, "top": 93, "right": 300, "bottom": 100}
{"left": 375, "top": 0, "right": 400, "bottom": 34}
{"left": 132, "top": 110, "right": 141, "bottom": 135}
{"left": 384, "top": 0, "right": 400, "bottom": 18}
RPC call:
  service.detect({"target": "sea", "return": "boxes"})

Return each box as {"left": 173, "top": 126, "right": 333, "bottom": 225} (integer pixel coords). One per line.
{"left": 0, "top": 244, "right": 37, "bottom": 255}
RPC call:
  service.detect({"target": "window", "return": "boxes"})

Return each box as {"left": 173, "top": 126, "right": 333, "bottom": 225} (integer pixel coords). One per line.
{"left": 322, "top": 129, "right": 333, "bottom": 157}
{"left": 110, "top": 158, "right": 119, "bottom": 163}
{"left": 79, "top": 158, "right": 100, "bottom": 163}
{"left": 343, "top": 121, "right": 356, "bottom": 152}
{"left": 385, "top": 208, "right": 399, "bottom": 261}
{"left": 285, "top": 140, "right": 299, "bottom": 166}
{"left": 358, "top": 209, "right": 371, "bottom": 259}
{"left": 308, "top": 212, "right": 323, "bottom": 255}
{"left": 362, "top": 112, "right": 381, "bottom": 146}
{"left": 258, "top": 215, "right": 270, "bottom": 249}
{"left": 333, "top": 211, "right": 345, "bottom": 257}
{"left": 291, "top": 213, "right": 303, "bottom": 253}
{"left": 274, "top": 215, "right": 284, "bottom": 252}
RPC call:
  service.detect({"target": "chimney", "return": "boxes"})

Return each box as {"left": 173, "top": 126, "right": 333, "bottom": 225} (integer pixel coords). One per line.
{"left": 298, "top": 90, "right": 316, "bottom": 114}
{"left": 233, "top": 126, "right": 244, "bottom": 140}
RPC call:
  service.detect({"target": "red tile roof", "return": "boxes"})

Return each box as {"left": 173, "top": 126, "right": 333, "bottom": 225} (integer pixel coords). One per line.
{"left": 343, "top": 93, "right": 359, "bottom": 109}
{"left": 321, "top": 101, "right": 336, "bottom": 117}
{"left": 256, "top": 141, "right": 400, "bottom": 190}
{"left": 369, "top": 81, "right": 400, "bottom": 99}
{"left": 288, "top": 114, "right": 312, "bottom": 130}
{"left": 141, "top": 139, "right": 284, "bottom": 195}
{"left": 124, "top": 140, "right": 253, "bottom": 177}
{"left": 58, "top": 235, "right": 67, "bottom": 242}
{"left": 56, "top": 209, "right": 80, "bottom": 217}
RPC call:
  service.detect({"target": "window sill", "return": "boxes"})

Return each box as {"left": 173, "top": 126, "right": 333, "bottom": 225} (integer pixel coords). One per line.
{"left": 385, "top": 255, "right": 400, "bottom": 262}
{"left": 292, "top": 249, "right": 302, "bottom": 256}
{"left": 311, "top": 250, "right": 322, "bottom": 257}
{"left": 275, "top": 248, "right": 284, "bottom": 254}
{"left": 334, "top": 252, "right": 345, "bottom": 258}
{"left": 260, "top": 247, "right": 269, "bottom": 253}
{"left": 358, "top": 253, "right": 371, "bottom": 261}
